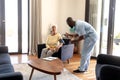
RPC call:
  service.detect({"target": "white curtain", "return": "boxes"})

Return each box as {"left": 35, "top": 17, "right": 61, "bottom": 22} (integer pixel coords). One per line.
{"left": 89, "top": 0, "right": 98, "bottom": 28}
{"left": 89, "top": 0, "right": 99, "bottom": 57}
{"left": 29, "top": 0, "right": 42, "bottom": 55}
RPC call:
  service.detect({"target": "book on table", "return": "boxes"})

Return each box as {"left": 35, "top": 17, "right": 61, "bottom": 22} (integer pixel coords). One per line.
{"left": 42, "top": 57, "right": 58, "bottom": 61}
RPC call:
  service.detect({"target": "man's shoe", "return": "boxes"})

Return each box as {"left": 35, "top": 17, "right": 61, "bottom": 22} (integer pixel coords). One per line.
{"left": 73, "top": 69, "right": 85, "bottom": 73}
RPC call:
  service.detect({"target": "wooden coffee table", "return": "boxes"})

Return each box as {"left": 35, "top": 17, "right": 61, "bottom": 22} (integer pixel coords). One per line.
{"left": 28, "top": 58, "right": 64, "bottom": 80}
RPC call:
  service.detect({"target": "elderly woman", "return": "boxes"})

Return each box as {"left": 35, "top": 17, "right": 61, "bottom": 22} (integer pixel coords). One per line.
{"left": 40, "top": 25, "right": 64, "bottom": 58}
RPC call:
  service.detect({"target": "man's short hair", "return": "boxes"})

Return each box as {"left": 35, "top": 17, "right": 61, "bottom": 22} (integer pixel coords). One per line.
{"left": 66, "top": 17, "right": 73, "bottom": 22}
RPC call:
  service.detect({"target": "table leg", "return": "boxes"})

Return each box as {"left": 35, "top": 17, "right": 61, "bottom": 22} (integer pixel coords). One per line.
{"left": 29, "top": 68, "right": 34, "bottom": 80}
{"left": 54, "top": 75, "right": 57, "bottom": 80}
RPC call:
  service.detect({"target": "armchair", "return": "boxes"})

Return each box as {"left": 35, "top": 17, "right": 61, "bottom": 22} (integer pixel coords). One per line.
{"left": 96, "top": 54, "right": 120, "bottom": 80}
{"left": 37, "top": 39, "right": 74, "bottom": 63}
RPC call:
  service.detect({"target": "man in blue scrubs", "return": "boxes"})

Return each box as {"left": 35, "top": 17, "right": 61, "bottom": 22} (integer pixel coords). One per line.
{"left": 65, "top": 17, "right": 98, "bottom": 73}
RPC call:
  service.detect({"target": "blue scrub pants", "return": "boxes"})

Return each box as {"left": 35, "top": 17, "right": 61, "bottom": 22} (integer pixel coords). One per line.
{"left": 78, "top": 37, "right": 97, "bottom": 71}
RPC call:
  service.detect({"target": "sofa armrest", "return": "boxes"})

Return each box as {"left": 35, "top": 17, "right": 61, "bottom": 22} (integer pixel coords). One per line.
{"left": 37, "top": 44, "right": 46, "bottom": 58}
{"left": 97, "top": 54, "right": 120, "bottom": 66}
{"left": 61, "top": 44, "right": 74, "bottom": 61}
{"left": 0, "top": 72, "right": 23, "bottom": 80}
{"left": 63, "top": 39, "right": 71, "bottom": 45}
{"left": 100, "top": 65, "right": 120, "bottom": 80}
{"left": 0, "top": 46, "right": 8, "bottom": 53}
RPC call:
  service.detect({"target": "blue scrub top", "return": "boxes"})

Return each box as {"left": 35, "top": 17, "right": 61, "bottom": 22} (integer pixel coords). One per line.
{"left": 74, "top": 20, "right": 98, "bottom": 42}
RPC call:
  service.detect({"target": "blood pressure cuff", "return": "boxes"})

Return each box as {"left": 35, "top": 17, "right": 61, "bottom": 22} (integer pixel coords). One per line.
{"left": 59, "top": 39, "right": 65, "bottom": 44}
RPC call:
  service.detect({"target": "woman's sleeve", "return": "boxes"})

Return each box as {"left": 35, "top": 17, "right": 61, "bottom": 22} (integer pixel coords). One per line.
{"left": 58, "top": 33, "right": 64, "bottom": 44}
{"left": 46, "top": 36, "right": 50, "bottom": 48}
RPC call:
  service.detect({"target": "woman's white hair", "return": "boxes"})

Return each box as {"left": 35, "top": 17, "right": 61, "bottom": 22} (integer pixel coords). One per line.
{"left": 49, "top": 24, "right": 57, "bottom": 32}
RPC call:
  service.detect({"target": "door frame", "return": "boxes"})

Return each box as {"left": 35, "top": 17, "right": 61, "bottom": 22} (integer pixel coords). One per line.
{"left": 0, "top": 0, "right": 5, "bottom": 45}
{"left": 18, "top": 0, "right": 22, "bottom": 53}
{"left": 107, "top": 0, "right": 116, "bottom": 55}
{"left": 85, "top": 0, "right": 116, "bottom": 55}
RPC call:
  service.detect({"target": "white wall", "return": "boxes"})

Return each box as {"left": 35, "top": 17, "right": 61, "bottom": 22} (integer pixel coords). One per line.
{"left": 57, "top": 0, "right": 85, "bottom": 34}
{"left": 41, "top": 0, "right": 86, "bottom": 42}
{"left": 41, "top": 0, "right": 59, "bottom": 42}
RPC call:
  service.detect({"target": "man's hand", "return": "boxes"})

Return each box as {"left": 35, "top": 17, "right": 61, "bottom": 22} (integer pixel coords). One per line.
{"left": 64, "top": 32, "right": 70, "bottom": 37}
{"left": 70, "top": 38, "right": 78, "bottom": 43}
{"left": 70, "top": 36, "right": 83, "bottom": 43}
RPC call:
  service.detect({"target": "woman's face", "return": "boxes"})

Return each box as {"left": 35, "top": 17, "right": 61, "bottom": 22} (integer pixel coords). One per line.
{"left": 51, "top": 26, "right": 56, "bottom": 33}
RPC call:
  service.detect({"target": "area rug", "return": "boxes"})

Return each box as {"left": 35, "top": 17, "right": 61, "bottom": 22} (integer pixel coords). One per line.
{"left": 13, "top": 63, "right": 82, "bottom": 80}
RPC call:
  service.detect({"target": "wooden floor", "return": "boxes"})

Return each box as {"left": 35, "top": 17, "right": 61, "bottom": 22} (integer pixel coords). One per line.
{"left": 10, "top": 53, "right": 96, "bottom": 80}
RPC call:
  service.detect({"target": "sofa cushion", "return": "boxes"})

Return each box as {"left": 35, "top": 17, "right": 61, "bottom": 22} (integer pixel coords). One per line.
{"left": 0, "top": 64, "right": 14, "bottom": 74}
{"left": 100, "top": 65, "right": 120, "bottom": 80}
{"left": 0, "top": 46, "right": 8, "bottom": 53}
{"left": 0, "top": 53, "right": 11, "bottom": 64}
{"left": 96, "top": 64, "right": 106, "bottom": 80}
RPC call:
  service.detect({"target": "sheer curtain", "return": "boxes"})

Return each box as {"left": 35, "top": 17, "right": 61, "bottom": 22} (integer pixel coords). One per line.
{"left": 29, "top": 0, "right": 42, "bottom": 55}
{"left": 89, "top": 0, "right": 98, "bottom": 30}
{"left": 88, "top": 0, "right": 102, "bottom": 57}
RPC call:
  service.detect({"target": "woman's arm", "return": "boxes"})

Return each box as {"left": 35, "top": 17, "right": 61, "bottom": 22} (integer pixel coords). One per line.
{"left": 46, "top": 36, "right": 50, "bottom": 49}
{"left": 56, "top": 43, "right": 63, "bottom": 51}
